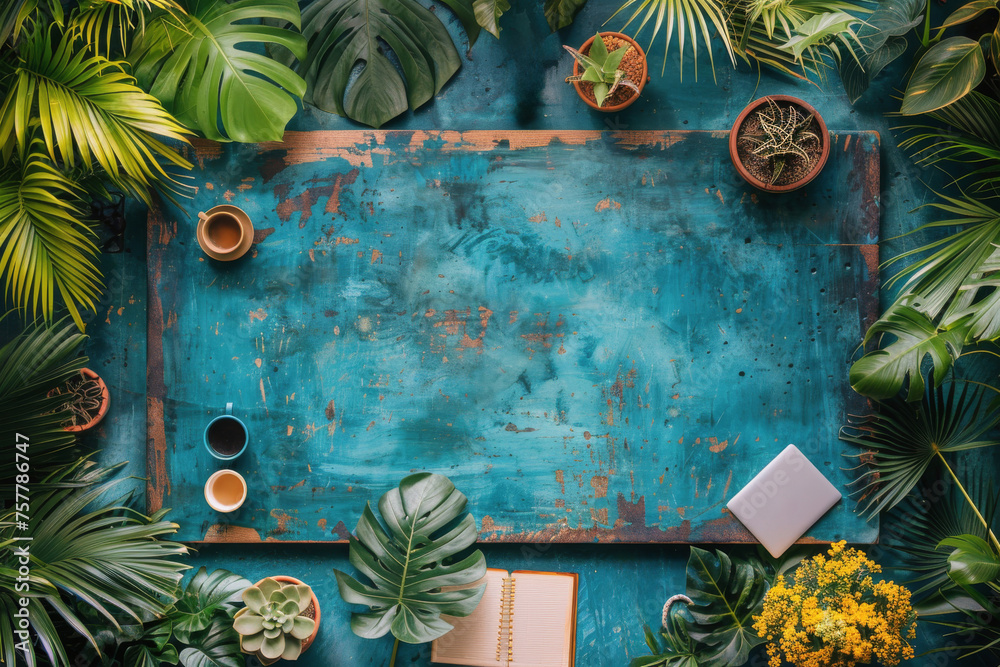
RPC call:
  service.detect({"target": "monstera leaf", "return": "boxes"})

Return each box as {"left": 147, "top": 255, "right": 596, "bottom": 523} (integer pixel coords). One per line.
{"left": 850, "top": 304, "right": 968, "bottom": 401}
{"left": 178, "top": 617, "right": 244, "bottom": 667}
{"left": 171, "top": 568, "right": 250, "bottom": 642}
{"left": 280, "top": 0, "right": 481, "bottom": 129}
{"left": 128, "top": 0, "right": 307, "bottom": 142}
{"left": 334, "top": 473, "right": 487, "bottom": 643}
{"left": 682, "top": 548, "right": 768, "bottom": 667}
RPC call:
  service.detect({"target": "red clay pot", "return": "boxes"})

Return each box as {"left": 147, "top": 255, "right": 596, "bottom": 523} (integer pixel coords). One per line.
{"left": 572, "top": 32, "right": 649, "bottom": 112}
{"left": 64, "top": 368, "right": 110, "bottom": 433}
{"left": 729, "top": 95, "right": 830, "bottom": 193}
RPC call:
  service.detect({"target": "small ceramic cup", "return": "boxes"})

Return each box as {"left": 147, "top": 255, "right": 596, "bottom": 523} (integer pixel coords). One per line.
{"left": 196, "top": 205, "right": 253, "bottom": 261}
{"left": 204, "top": 469, "right": 247, "bottom": 513}
{"left": 204, "top": 402, "right": 249, "bottom": 460}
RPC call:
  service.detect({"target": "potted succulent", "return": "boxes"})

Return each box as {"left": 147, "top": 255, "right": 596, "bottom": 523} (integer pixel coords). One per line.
{"left": 48, "top": 368, "right": 110, "bottom": 432}
{"left": 565, "top": 32, "right": 648, "bottom": 111}
{"left": 729, "top": 95, "right": 830, "bottom": 192}
{"left": 234, "top": 576, "right": 320, "bottom": 664}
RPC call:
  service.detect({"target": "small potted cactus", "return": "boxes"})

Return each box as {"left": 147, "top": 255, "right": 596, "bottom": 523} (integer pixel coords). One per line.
{"left": 565, "top": 32, "right": 648, "bottom": 111}
{"left": 48, "top": 368, "right": 110, "bottom": 432}
{"left": 730, "top": 95, "right": 830, "bottom": 192}
{"left": 234, "top": 576, "right": 320, "bottom": 664}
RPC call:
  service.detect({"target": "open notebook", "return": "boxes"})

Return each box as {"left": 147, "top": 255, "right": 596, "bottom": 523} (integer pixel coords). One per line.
{"left": 431, "top": 569, "right": 578, "bottom": 667}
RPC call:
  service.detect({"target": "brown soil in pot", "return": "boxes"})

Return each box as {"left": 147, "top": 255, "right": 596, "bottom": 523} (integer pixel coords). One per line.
{"left": 577, "top": 34, "right": 644, "bottom": 108}
{"left": 735, "top": 100, "right": 824, "bottom": 187}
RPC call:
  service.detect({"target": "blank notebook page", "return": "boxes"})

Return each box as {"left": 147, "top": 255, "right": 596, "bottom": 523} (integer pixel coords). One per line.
{"left": 432, "top": 569, "right": 507, "bottom": 665}
{"left": 508, "top": 573, "right": 575, "bottom": 667}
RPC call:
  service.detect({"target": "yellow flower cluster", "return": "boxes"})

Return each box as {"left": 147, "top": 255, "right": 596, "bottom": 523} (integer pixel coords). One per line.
{"left": 753, "top": 541, "right": 917, "bottom": 667}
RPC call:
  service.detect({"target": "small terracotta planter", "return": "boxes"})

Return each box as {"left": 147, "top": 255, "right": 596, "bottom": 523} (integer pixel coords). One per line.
{"left": 572, "top": 32, "right": 649, "bottom": 112}
{"left": 55, "top": 368, "right": 110, "bottom": 433}
{"left": 243, "top": 576, "right": 320, "bottom": 664}
{"left": 729, "top": 95, "right": 830, "bottom": 193}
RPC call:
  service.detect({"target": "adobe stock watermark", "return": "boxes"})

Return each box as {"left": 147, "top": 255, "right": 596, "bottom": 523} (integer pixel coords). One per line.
{"left": 11, "top": 432, "right": 32, "bottom": 653}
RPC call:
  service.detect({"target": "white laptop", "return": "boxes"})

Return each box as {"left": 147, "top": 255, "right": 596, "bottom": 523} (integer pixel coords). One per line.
{"left": 726, "top": 444, "right": 841, "bottom": 558}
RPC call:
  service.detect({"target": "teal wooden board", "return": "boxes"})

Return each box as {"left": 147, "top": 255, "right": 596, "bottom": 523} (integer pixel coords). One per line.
{"left": 147, "top": 130, "right": 879, "bottom": 544}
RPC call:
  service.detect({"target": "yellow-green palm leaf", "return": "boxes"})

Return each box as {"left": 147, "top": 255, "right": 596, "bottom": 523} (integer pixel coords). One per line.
{"left": 0, "top": 141, "right": 101, "bottom": 329}
{"left": 69, "top": 0, "right": 186, "bottom": 57}
{"left": 0, "top": 27, "right": 191, "bottom": 203}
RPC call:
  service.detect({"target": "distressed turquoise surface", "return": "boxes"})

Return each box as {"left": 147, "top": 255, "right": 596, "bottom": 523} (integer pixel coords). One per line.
{"left": 148, "top": 130, "right": 878, "bottom": 544}
{"left": 69, "top": 0, "right": 986, "bottom": 661}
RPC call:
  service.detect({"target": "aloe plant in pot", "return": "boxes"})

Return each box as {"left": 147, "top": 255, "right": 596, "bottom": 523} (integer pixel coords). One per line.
{"left": 234, "top": 576, "right": 320, "bottom": 664}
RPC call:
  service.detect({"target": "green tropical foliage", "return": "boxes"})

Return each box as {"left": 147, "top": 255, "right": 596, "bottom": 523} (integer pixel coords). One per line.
{"left": 902, "top": 37, "right": 987, "bottom": 115}
{"left": 0, "top": 460, "right": 189, "bottom": 666}
{"left": 1, "top": 26, "right": 192, "bottom": 203}
{"left": 334, "top": 472, "right": 487, "bottom": 645}
{"left": 69, "top": 0, "right": 184, "bottom": 57}
{"left": 0, "top": 141, "right": 103, "bottom": 330}
{"left": 545, "top": 0, "right": 589, "bottom": 31}
{"left": 77, "top": 566, "right": 250, "bottom": 667}
{"left": 606, "top": 0, "right": 737, "bottom": 78}
{"left": 273, "top": 0, "right": 507, "bottom": 129}
{"left": 631, "top": 548, "right": 771, "bottom": 667}
{"left": 0, "top": 318, "right": 86, "bottom": 488}
{"left": 684, "top": 548, "right": 768, "bottom": 667}
{"left": 607, "top": 0, "right": 868, "bottom": 82}
{"left": 632, "top": 601, "right": 700, "bottom": 667}
{"left": 838, "top": 0, "right": 923, "bottom": 103}
{"left": 898, "top": 90, "right": 1000, "bottom": 196}
{"left": 842, "top": 378, "right": 1000, "bottom": 518}
{"left": 128, "top": 0, "right": 308, "bottom": 143}
{"left": 886, "top": 476, "right": 997, "bottom": 601}
{"left": 850, "top": 194, "right": 1000, "bottom": 399}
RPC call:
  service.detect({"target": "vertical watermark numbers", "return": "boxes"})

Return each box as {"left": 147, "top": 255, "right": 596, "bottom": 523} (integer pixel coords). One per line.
{"left": 12, "top": 432, "right": 32, "bottom": 652}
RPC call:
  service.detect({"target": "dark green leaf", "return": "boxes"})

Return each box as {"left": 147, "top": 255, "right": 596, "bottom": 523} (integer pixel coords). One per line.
{"left": 473, "top": 0, "right": 510, "bottom": 37}
{"left": 840, "top": 35, "right": 908, "bottom": 104}
{"left": 902, "top": 37, "right": 986, "bottom": 115}
{"left": 544, "top": 0, "right": 588, "bottom": 31}
{"left": 940, "top": 0, "right": 998, "bottom": 28}
{"left": 129, "top": 0, "right": 307, "bottom": 142}
{"left": 850, "top": 304, "right": 967, "bottom": 401}
{"left": 334, "top": 473, "right": 486, "bottom": 644}
{"left": 178, "top": 617, "right": 244, "bottom": 667}
{"left": 171, "top": 568, "right": 251, "bottom": 643}
{"left": 279, "top": 0, "right": 475, "bottom": 129}
{"left": 683, "top": 548, "right": 767, "bottom": 667}
{"left": 125, "top": 643, "right": 179, "bottom": 667}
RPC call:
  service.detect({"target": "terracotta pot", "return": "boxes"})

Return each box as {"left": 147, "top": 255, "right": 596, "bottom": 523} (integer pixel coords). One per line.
{"left": 729, "top": 95, "right": 830, "bottom": 193}
{"left": 64, "top": 368, "right": 110, "bottom": 433}
{"left": 242, "top": 576, "right": 321, "bottom": 664}
{"left": 572, "top": 32, "right": 649, "bottom": 112}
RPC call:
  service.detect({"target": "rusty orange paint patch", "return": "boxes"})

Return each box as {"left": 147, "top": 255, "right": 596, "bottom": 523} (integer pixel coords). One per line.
{"left": 595, "top": 197, "right": 622, "bottom": 212}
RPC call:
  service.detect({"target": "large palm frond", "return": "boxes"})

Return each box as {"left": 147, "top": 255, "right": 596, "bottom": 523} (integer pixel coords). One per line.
{"left": 605, "top": 0, "right": 737, "bottom": 80}
{"left": 0, "top": 317, "right": 86, "bottom": 490}
{"left": 885, "top": 473, "right": 998, "bottom": 599}
{"left": 69, "top": 0, "right": 185, "bottom": 58}
{"left": 0, "top": 26, "right": 191, "bottom": 203}
{"left": 841, "top": 379, "right": 1000, "bottom": 518}
{"left": 897, "top": 91, "right": 1000, "bottom": 197}
{"left": 0, "top": 461, "right": 189, "bottom": 666}
{"left": 0, "top": 140, "right": 102, "bottom": 329}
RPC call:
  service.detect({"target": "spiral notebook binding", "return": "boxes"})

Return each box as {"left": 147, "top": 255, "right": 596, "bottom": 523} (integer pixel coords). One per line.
{"left": 496, "top": 577, "right": 516, "bottom": 663}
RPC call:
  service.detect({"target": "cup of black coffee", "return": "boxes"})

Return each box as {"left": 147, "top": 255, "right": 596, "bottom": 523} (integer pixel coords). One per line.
{"left": 204, "top": 402, "right": 248, "bottom": 460}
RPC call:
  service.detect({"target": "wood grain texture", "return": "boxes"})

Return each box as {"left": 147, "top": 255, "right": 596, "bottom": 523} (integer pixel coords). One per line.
{"left": 147, "top": 130, "right": 879, "bottom": 543}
